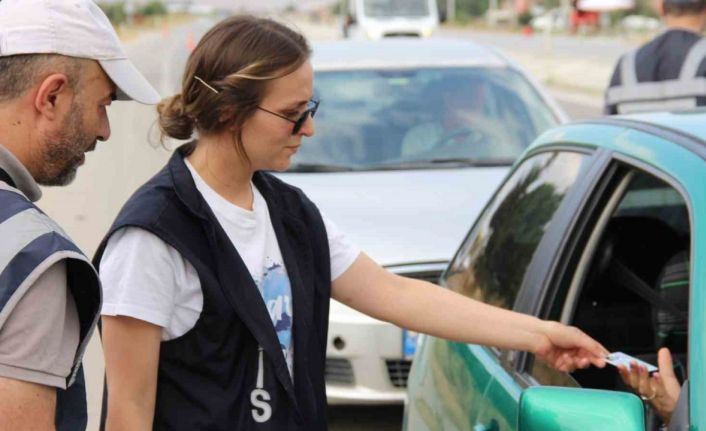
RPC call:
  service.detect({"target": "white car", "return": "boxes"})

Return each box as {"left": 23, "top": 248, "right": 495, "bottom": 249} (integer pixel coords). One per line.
{"left": 275, "top": 38, "right": 568, "bottom": 405}
{"left": 620, "top": 14, "right": 662, "bottom": 32}
{"left": 531, "top": 8, "right": 569, "bottom": 32}
{"left": 341, "top": 0, "right": 439, "bottom": 39}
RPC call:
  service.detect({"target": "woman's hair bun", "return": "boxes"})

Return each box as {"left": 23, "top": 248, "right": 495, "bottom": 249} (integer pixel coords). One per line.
{"left": 157, "top": 94, "right": 195, "bottom": 140}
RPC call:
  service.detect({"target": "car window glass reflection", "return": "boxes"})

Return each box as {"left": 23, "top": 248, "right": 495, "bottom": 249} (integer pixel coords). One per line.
{"left": 291, "top": 67, "right": 558, "bottom": 172}
{"left": 443, "top": 151, "right": 589, "bottom": 310}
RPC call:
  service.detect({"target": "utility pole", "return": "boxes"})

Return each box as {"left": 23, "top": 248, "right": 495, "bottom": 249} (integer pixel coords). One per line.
{"left": 446, "top": 0, "right": 455, "bottom": 21}
{"left": 125, "top": 0, "right": 135, "bottom": 26}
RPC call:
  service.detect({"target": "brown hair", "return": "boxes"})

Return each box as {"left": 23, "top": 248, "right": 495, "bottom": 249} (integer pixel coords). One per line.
{"left": 0, "top": 54, "right": 82, "bottom": 103}
{"left": 157, "top": 15, "right": 311, "bottom": 156}
{"left": 663, "top": 0, "right": 706, "bottom": 16}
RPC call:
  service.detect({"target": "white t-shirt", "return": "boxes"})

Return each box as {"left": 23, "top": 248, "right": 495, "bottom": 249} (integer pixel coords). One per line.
{"left": 100, "top": 160, "right": 360, "bottom": 376}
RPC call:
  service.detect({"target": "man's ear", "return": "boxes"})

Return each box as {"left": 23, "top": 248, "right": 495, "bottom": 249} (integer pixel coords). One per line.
{"left": 33, "top": 74, "right": 72, "bottom": 121}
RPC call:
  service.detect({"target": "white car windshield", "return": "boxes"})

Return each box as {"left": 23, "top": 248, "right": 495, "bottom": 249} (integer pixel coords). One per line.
{"left": 363, "top": 0, "right": 430, "bottom": 17}
{"left": 290, "top": 67, "right": 559, "bottom": 172}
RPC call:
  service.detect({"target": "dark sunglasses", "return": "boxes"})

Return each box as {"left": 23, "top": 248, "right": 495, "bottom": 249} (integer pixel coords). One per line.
{"left": 257, "top": 99, "right": 320, "bottom": 135}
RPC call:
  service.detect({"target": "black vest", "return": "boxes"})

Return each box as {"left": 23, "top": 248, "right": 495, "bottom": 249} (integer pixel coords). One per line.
{"left": 605, "top": 29, "right": 706, "bottom": 114}
{"left": 0, "top": 169, "right": 101, "bottom": 431}
{"left": 94, "top": 146, "right": 332, "bottom": 430}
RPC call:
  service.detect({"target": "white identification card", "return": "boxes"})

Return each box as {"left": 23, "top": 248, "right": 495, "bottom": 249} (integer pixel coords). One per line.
{"left": 605, "top": 352, "right": 658, "bottom": 373}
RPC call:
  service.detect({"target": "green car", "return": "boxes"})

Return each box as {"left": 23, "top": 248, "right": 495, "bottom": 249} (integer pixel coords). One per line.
{"left": 404, "top": 111, "right": 706, "bottom": 431}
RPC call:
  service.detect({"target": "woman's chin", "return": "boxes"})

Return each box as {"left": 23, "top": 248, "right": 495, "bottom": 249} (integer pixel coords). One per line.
{"left": 270, "top": 161, "right": 292, "bottom": 172}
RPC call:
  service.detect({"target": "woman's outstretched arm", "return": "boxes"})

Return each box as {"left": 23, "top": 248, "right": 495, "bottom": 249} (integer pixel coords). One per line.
{"left": 332, "top": 253, "right": 607, "bottom": 371}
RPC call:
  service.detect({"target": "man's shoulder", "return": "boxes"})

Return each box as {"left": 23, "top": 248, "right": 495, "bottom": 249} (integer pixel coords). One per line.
{"left": 0, "top": 182, "right": 34, "bottom": 205}
{"left": 0, "top": 184, "right": 36, "bottom": 217}
{"left": 0, "top": 186, "right": 72, "bottom": 239}
{"left": 640, "top": 28, "right": 703, "bottom": 54}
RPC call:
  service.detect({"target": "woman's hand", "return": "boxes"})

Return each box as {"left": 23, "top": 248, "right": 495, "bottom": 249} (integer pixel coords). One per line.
{"left": 533, "top": 321, "right": 608, "bottom": 372}
{"left": 618, "top": 347, "right": 681, "bottom": 424}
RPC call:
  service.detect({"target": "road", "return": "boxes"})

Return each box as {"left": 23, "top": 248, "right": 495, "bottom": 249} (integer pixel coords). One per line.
{"left": 37, "top": 16, "right": 617, "bottom": 430}
{"left": 435, "top": 29, "right": 618, "bottom": 119}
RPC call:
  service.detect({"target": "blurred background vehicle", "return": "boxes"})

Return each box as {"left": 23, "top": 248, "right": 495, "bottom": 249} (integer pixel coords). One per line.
{"left": 340, "top": 0, "right": 440, "bottom": 39}
{"left": 531, "top": 7, "right": 570, "bottom": 31}
{"left": 403, "top": 109, "right": 705, "bottom": 431}
{"left": 620, "top": 14, "right": 662, "bottom": 32}
{"left": 274, "top": 37, "right": 567, "bottom": 406}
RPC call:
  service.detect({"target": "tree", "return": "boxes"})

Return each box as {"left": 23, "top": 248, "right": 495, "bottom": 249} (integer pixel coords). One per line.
{"left": 456, "top": 0, "right": 492, "bottom": 18}
{"left": 140, "top": 1, "right": 167, "bottom": 17}
{"left": 98, "top": 2, "right": 127, "bottom": 25}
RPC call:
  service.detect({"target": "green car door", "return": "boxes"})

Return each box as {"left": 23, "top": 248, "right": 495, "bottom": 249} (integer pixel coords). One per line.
{"left": 406, "top": 112, "right": 706, "bottom": 431}
{"left": 406, "top": 149, "right": 599, "bottom": 431}
{"left": 511, "top": 117, "right": 706, "bottom": 431}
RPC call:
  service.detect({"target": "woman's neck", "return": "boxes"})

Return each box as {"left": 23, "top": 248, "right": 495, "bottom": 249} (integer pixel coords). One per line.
{"left": 187, "top": 135, "right": 255, "bottom": 210}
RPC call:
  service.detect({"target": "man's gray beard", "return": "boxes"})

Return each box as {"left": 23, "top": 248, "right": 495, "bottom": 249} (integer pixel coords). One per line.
{"left": 36, "top": 104, "right": 94, "bottom": 186}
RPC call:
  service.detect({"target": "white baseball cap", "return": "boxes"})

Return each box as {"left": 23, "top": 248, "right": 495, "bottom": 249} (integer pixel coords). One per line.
{"left": 0, "top": 0, "right": 161, "bottom": 104}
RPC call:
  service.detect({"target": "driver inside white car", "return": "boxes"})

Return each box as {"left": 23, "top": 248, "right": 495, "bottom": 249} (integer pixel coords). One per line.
{"left": 400, "top": 77, "right": 515, "bottom": 160}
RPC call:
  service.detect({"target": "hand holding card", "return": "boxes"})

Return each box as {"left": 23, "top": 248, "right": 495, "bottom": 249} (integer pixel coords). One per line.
{"left": 613, "top": 348, "right": 681, "bottom": 424}
{"left": 605, "top": 352, "right": 658, "bottom": 374}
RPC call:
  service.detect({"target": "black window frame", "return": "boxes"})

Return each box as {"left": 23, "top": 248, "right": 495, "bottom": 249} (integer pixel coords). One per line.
{"left": 514, "top": 151, "right": 694, "bottom": 394}
{"left": 494, "top": 145, "right": 612, "bottom": 381}
{"left": 439, "top": 144, "right": 602, "bottom": 368}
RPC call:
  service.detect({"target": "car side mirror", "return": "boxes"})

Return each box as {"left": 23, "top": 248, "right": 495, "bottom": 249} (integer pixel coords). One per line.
{"left": 518, "top": 386, "right": 645, "bottom": 431}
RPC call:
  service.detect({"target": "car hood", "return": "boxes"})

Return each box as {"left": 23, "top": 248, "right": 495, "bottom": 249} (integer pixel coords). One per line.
{"left": 275, "top": 168, "right": 509, "bottom": 267}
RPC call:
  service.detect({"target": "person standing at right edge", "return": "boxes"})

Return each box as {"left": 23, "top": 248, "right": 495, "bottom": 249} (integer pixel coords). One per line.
{"left": 605, "top": 0, "right": 706, "bottom": 115}
{"left": 97, "top": 15, "right": 608, "bottom": 431}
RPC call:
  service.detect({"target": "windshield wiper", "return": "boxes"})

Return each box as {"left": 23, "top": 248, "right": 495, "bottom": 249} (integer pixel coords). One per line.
{"left": 368, "top": 157, "right": 514, "bottom": 170}
{"left": 286, "top": 162, "right": 356, "bottom": 173}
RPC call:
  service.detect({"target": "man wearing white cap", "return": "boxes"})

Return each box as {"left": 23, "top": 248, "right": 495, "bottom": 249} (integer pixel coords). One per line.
{"left": 0, "top": 0, "right": 159, "bottom": 429}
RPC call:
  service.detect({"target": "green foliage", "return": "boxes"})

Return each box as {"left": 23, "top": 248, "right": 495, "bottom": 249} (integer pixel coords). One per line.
{"left": 543, "top": 0, "right": 562, "bottom": 9}
{"left": 456, "top": 0, "right": 491, "bottom": 18}
{"left": 98, "top": 2, "right": 127, "bottom": 25}
{"left": 139, "top": 1, "right": 167, "bottom": 17}
{"left": 632, "top": 0, "right": 659, "bottom": 17}
{"left": 518, "top": 10, "right": 533, "bottom": 25}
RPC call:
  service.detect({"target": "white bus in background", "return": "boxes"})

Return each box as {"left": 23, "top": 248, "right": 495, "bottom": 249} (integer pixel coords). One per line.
{"left": 341, "top": 0, "right": 440, "bottom": 40}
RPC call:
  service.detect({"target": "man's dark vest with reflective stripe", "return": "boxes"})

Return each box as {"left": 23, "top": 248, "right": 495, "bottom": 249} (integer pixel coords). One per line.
{"left": 606, "top": 35, "right": 706, "bottom": 114}
{"left": 0, "top": 170, "right": 101, "bottom": 431}
{"left": 94, "top": 145, "right": 332, "bottom": 430}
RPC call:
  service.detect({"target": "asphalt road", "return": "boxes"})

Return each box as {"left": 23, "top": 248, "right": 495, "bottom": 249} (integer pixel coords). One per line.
{"left": 37, "top": 16, "right": 605, "bottom": 430}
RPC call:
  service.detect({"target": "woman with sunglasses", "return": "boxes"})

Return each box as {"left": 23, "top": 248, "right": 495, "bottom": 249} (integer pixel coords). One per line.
{"left": 95, "top": 16, "right": 608, "bottom": 431}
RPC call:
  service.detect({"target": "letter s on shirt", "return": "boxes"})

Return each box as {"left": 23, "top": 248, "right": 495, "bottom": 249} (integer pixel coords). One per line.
{"left": 251, "top": 388, "right": 272, "bottom": 423}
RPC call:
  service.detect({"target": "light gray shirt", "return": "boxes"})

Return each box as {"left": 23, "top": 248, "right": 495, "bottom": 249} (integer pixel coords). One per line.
{"left": 0, "top": 144, "right": 79, "bottom": 389}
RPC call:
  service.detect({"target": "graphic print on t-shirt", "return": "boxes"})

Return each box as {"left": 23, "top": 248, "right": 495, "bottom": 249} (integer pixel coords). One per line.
{"left": 257, "top": 259, "right": 294, "bottom": 376}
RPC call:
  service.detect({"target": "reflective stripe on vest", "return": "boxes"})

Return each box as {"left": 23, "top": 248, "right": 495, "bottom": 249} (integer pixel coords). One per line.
{"left": 0, "top": 184, "right": 100, "bottom": 387}
{"left": 606, "top": 38, "right": 706, "bottom": 114}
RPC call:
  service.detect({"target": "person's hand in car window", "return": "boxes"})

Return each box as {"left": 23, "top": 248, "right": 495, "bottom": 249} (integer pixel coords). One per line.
{"left": 618, "top": 347, "right": 682, "bottom": 425}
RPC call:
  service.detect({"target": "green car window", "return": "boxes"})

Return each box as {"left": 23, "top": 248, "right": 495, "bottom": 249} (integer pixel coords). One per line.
{"left": 530, "top": 167, "right": 691, "bottom": 406}
{"left": 443, "top": 151, "right": 589, "bottom": 310}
